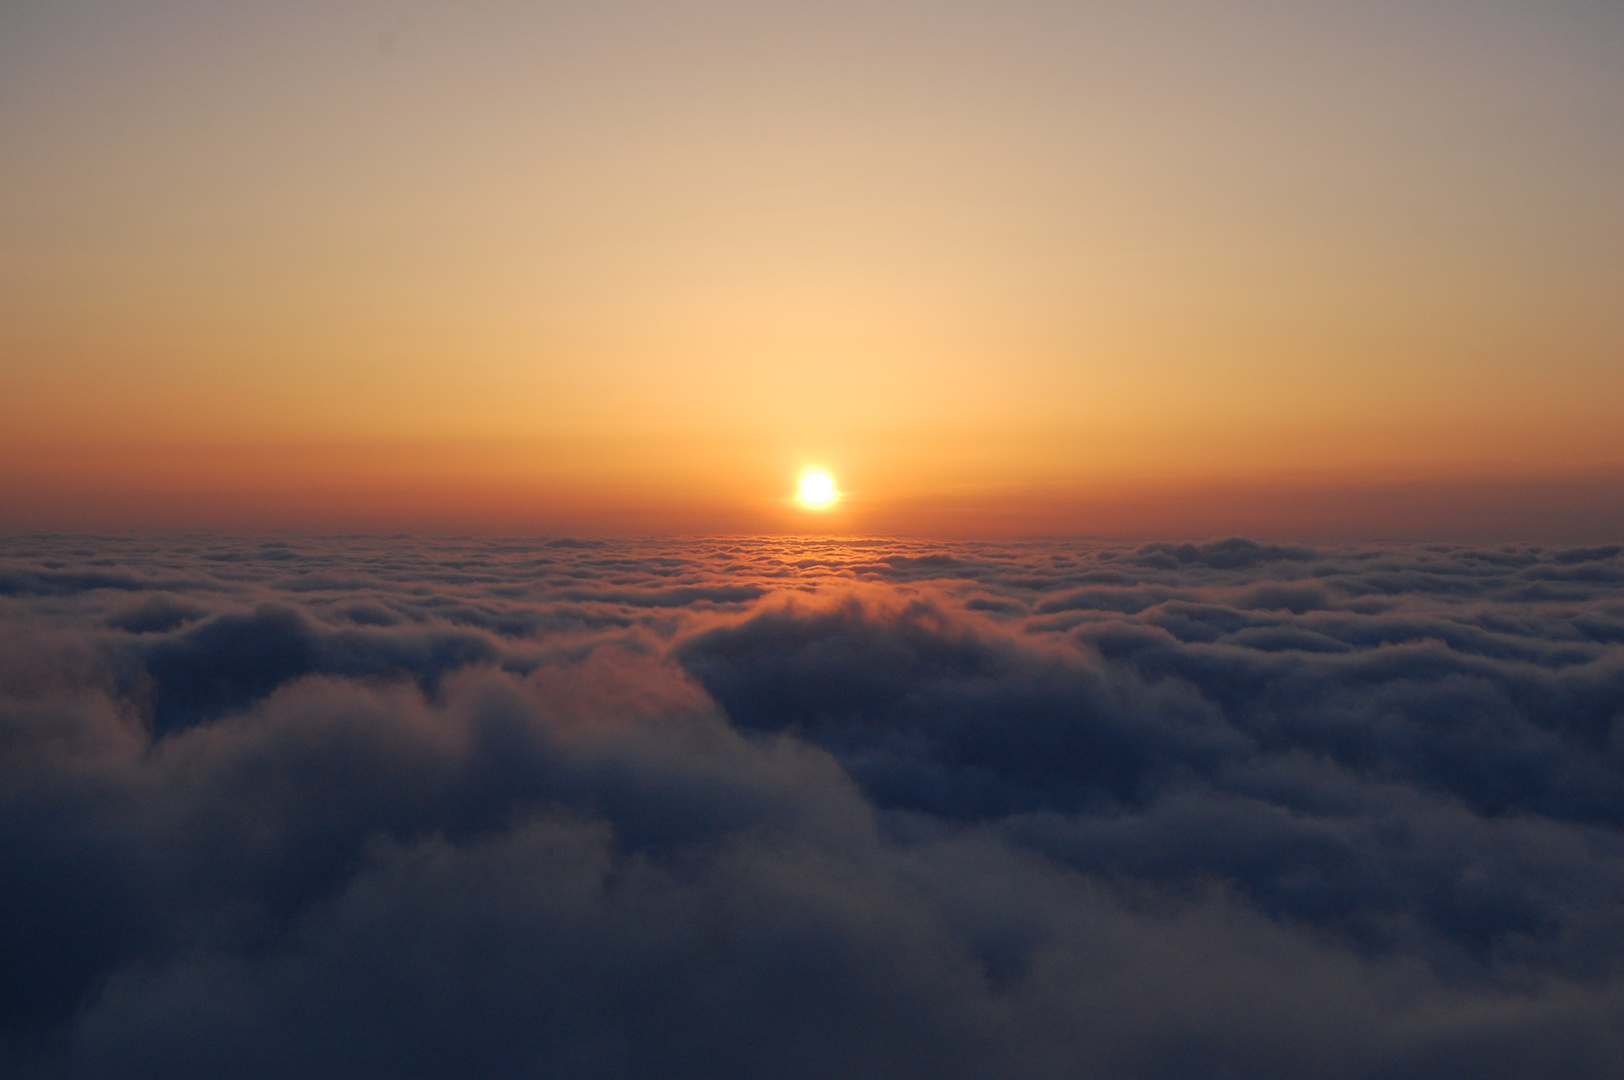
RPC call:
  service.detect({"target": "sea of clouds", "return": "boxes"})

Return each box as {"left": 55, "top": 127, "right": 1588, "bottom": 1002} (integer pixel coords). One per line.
{"left": 3, "top": 533, "right": 1623, "bottom": 1078}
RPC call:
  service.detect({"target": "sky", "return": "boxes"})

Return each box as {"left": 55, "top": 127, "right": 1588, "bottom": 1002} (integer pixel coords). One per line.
{"left": 4, "top": 533, "right": 1624, "bottom": 1076}
{"left": 2, "top": 0, "right": 1621, "bottom": 535}
{"left": 5, "top": 10, "right": 1624, "bottom": 1070}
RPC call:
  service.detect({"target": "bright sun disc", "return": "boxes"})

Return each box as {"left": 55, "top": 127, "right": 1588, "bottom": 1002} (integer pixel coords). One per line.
{"left": 797, "top": 469, "right": 838, "bottom": 509}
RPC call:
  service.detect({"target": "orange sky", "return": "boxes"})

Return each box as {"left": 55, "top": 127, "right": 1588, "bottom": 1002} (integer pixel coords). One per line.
{"left": 3, "top": 0, "right": 1621, "bottom": 537}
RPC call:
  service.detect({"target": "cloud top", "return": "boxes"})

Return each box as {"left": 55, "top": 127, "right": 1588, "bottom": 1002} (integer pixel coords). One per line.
{"left": 2, "top": 534, "right": 1623, "bottom": 1077}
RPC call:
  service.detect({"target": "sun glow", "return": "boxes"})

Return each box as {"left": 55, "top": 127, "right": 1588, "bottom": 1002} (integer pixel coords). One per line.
{"left": 796, "top": 469, "right": 838, "bottom": 510}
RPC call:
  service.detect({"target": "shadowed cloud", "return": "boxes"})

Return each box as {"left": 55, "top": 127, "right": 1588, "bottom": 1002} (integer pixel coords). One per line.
{"left": 1, "top": 534, "right": 1622, "bottom": 1078}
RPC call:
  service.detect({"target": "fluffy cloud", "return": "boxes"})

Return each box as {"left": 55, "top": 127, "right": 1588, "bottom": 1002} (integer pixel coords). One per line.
{"left": 2, "top": 534, "right": 1623, "bottom": 1077}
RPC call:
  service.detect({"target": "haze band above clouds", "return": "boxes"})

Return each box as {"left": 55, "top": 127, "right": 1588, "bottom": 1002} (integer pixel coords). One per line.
{"left": 3, "top": 534, "right": 1624, "bottom": 1078}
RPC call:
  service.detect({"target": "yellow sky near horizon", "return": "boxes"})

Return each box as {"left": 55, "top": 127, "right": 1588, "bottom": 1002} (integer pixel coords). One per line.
{"left": 3, "top": 0, "right": 1622, "bottom": 534}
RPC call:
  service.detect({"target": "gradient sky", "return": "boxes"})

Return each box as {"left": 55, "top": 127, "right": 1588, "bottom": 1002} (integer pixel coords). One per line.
{"left": 3, "top": 0, "right": 1621, "bottom": 535}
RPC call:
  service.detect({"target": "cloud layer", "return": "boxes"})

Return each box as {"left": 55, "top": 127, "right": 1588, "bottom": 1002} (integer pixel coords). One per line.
{"left": 3, "top": 534, "right": 1623, "bottom": 1078}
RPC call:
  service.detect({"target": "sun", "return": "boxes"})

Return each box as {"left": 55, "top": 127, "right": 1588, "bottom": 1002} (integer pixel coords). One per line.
{"left": 796, "top": 468, "right": 838, "bottom": 510}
